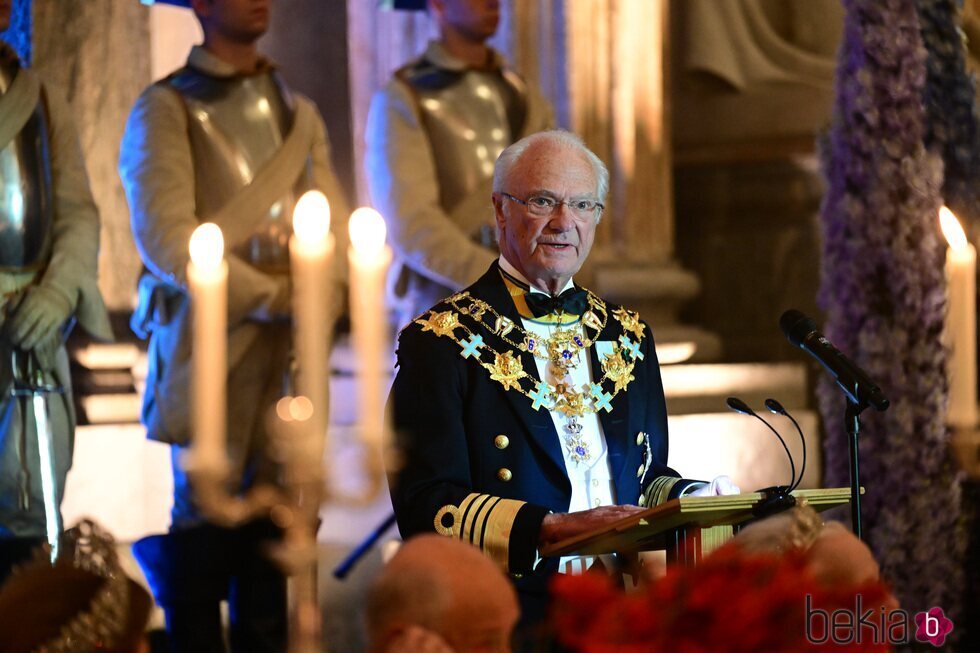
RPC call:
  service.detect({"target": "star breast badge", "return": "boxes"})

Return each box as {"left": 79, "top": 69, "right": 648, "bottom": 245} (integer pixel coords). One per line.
{"left": 601, "top": 347, "right": 636, "bottom": 393}
{"left": 416, "top": 310, "right": 461, "bottom": 337}
{"left": 553, "top": 383, "right": 589, "bottom": 418}
{"left": 482, "top": 351, "right": 527, "bottom": 391}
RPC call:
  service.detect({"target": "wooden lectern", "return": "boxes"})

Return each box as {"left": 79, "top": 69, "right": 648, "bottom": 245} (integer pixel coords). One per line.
{"left": 539, "top": 488, "right": 853, "bottom": 566}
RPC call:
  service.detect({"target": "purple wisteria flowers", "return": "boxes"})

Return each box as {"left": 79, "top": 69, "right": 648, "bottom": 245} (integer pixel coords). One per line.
{"left": 818, "top": 0, "right": 964, "bottom": 630}
{"left": 918, "top": 0, "right": 980, "bottom": 222}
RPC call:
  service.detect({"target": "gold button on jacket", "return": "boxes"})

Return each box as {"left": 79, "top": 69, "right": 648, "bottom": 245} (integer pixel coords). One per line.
{"left": 494, "top": 435, "right": 510, "bottom": 450}
{"left": 497, "top": 468, "right": 513, "bottom": 482}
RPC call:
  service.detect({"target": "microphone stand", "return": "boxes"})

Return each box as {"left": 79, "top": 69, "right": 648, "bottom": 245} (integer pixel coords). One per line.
{"left": 844, "top": 399, "right": 867, "bottom": 540}
{"left": 779, "top": 309, "right": 888, "bottom": 541}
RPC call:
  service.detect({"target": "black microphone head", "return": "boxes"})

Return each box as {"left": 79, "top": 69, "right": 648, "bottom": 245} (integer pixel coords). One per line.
{"left": 764, "top": 398, "right": 787, "bottom": 415}
{"left": 726, "top": 396, "right": 756, "bottom": 416}
{"left": 779, "top": 309, "right": 817, "bottom": 348}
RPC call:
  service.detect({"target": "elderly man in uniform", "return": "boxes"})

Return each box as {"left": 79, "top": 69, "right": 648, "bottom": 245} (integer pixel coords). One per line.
{"left": 366, "top": 0, "right": 554, "bottom": 327}
{"left": 388, "top": 130, "right": 738, "bottom": 627}
{"left": 119, "top": 0, "right": 349, "bottom": 650}
{"left": 0, "top": 0, "right": 112, "bottom": 582}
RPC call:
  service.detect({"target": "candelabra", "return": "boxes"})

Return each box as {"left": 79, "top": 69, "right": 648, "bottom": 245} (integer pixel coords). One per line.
{"left": 184, "top": 192, "right": 391, "bottom": 652}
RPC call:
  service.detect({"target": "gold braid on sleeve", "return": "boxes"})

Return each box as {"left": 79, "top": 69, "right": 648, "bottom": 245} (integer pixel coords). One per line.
{"left": 433, "top": 493, "right": 527, "bottom": 573}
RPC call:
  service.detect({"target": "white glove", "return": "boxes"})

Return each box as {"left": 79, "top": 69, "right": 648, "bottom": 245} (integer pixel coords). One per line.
{"left": 689, "top": 475, "right": 741, "bottom": 497}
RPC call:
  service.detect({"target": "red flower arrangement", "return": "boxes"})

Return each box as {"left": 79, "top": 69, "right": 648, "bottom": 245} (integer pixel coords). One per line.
{"left": 549, "top": 545, "right": 895, "bottom": 653}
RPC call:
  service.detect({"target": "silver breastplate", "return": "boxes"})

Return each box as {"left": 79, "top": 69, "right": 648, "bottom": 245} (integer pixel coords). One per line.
{"left": 168, "top": 67, "right": 306, "bottom": 272}
{"left": 0, "top": 58, "right": 54, "bottom": 272}
{"left": 404, "top": 64, "right": 527, "bottom": 212}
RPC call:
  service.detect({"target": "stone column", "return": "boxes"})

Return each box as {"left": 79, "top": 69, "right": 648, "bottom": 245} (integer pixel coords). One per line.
{"left": 346, "top": 2, "right": 434, "bottom": 204}
{"left": 32, "top": 0, "right": 150, "bottom": 313}
{"left": 511, "top": 0, "right": 716, "bottom": 357}
{"left": 261, "top": 0, "right": 357, "bottom": 199}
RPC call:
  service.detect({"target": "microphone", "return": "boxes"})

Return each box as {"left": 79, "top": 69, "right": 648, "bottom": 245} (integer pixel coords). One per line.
{"left": 765, "top": 398, "right": 806, "bottom": 492}
{"left": 726, "top": 397, "right": 796, "bottom": 489}
{"left": 779, "top": 310, "right": 889, "bottom": 411}
{"left": 725, "top": 397, "right": 798, "bottom": 519}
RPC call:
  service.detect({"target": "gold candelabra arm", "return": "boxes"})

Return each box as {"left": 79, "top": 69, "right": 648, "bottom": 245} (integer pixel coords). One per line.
{"left": 183, "top": 453, "right": 286, "bottom": 528}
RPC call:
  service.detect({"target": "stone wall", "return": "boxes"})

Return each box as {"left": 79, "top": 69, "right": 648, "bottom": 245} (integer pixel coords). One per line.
{"left": 261, "top": 0, "right": 356, "bottom": 200}
{"left": 674, "top": 158, "right": 824, "bottom": 362}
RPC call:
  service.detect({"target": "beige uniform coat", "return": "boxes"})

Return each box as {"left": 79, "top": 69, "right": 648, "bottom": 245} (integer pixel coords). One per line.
{"left": 0, "top": 42, "right": 111, "bottom": 537}
{"left": 119, "top": 48, "right": 348, "bottom": 498}
{"left": 365, "top": 42, "right": 554, "bottom": 325}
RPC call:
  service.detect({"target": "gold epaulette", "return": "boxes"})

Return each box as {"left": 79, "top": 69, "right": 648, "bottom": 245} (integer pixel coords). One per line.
{"left": 434, "top": 493, "right": 525, "bottom": 573}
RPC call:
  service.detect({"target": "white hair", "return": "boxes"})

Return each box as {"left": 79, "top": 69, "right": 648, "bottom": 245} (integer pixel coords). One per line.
{"left": 492, "top": 129, "right": 609, "bottom": 203}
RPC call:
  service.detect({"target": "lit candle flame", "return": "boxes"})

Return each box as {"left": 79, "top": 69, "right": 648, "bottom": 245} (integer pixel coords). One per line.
{"left": 349, "top": 207, "right": 387, "bottom": 257}
{"left": 940, "top": 207, "right": 969, "bottom": 252}
{"left": 293, "top": 191, "right": 331, "bottom": 244}
{"left": 189, "top": 223, "right": 224, "bottom": 271}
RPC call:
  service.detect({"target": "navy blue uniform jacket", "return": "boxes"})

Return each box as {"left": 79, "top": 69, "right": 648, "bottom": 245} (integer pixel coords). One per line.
{"left": 388, "top": 263, "right": 693, "bottom": 617}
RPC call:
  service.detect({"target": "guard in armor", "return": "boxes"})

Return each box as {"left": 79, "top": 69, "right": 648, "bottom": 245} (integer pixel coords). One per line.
{"left": 119, "top": 0, "right": 349, "bottom": 650}
{"left": 0, "top": 8, "right": 112, "bottom": 583}
{"left": 366, "top": 0, "right": 554, "bottom": 327}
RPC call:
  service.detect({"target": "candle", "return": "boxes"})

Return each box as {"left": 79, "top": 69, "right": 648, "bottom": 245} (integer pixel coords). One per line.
{"left": 940, "top": 207, "right": 978, "bottom": 428}
{"left": 273, "top": 395, "right": 318, "bottom": 481}
{"left": 188, "top": 223, "right": 228, "bottom": 468}
{"left": 290, "top": 191, "right": 333, "bottom": 461}
{"left": 348, "top": 207, "right": 392, "bottom": 459}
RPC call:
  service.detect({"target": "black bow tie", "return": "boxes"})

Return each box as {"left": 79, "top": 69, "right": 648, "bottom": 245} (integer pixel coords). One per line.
{"left": 524, "top": 287, "right": 589, "bottom": 318}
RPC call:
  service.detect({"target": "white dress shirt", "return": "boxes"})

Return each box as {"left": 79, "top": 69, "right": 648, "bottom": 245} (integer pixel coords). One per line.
{"left": 498, "top": 257, "right": 617, "bottom": 574}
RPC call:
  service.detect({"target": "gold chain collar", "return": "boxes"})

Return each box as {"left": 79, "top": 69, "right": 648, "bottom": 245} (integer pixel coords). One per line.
{"left": 414, "top": 291, "right": 647, "bottom": 418}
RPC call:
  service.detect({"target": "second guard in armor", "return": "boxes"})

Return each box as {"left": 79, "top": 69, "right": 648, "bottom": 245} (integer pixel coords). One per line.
{"left": 366, "top": 0, "right": 554, "bottom": 327}
{"left": 0, "top": 18, "right": 112, "bottom": 582}
{"left": 119, "top": 0, "right": 350, "bottom": 650}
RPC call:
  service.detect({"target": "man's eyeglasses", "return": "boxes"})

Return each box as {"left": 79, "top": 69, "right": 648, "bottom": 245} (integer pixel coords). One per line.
{"left": 500, "top": 192, "right": 604, "bottom": 218}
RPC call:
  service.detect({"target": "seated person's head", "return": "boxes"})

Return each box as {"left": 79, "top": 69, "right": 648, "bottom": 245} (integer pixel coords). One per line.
{"left": 0, "top": 521, "right": 152, "bottom": 653}
{"left": 366, "top": 534, "right": 519, "bottom": 653}
{"left": 734, "top": 505, "right": 885, "bottom": 589}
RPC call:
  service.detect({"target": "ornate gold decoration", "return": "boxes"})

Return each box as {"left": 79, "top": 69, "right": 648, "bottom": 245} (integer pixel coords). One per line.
{"left": 413, "top": 284, "right": 646, "bottom": 426}
{"left": 612, "top": 306, "right": 645, "bottom": 340}
{"left": 446, "top": 290, "right": 608, "bottom": 359}
{"left": 415, "top": 310, "right": 460, "bottom": 337}
{"left": 482, "top": 351, "right": 527, "bottom": 391}
{"left": 494, "top": 315, "right": 515, "bottom": 337}
{"left": 553, "top": 382, "right": 589, "bottom": 418}
{"left": 601, "top": 347, "right": 636, "bottom": 393}
{"left": 434, "top": 504, "right": 461, "bottom": 536}
{"left": 545, "top": 326, "right": 586, "bottom": 375}
{"left": 583, "top": 310, "right": 602, "bottom": 331}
